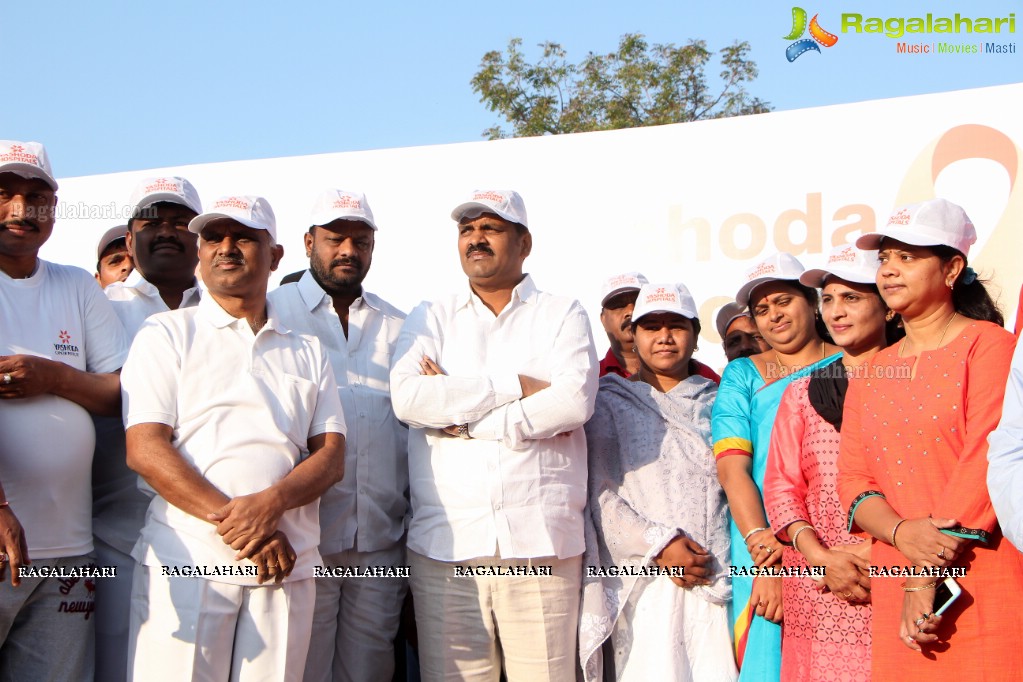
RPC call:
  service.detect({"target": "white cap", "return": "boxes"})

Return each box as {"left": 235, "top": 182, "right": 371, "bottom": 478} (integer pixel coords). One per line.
{"left": 632, "top": 282, "right": 699, "bottom": 322}
{"left": 450, "top": 190, "right": 528, "bottom": 228}
{"left": 96, "top": 225, "right": 128, "bottom": 259}
{"left": 128, "top": 176, "right": 202, "bottom": 219}
{"left": 600, "top": 272, "right": 649, "bottom": 307}
{"left": 189, "top": 195, "right": 277, "bottom": 242}
{"left": 735, "top": 252, "right": 807, "bottom": 307}
{"left": 715, "top": 301, "right": 749, "bottom": 339}
{"left": 800, "top": 244, "right": 880, "bottom": 288}
{"left": 0, "top": 140, "right": 58, "bottom": 190}
{"left": 310, "top": 189, "right": 377, "bottom": 230}
{"left": 856, "top": 198, "right": 976, "bottom": 258}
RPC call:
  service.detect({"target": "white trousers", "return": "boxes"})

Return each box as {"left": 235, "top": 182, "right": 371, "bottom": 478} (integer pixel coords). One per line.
{"left": 409, "top": 551, "right": 581, "bottom": 682}
{"left": 127, "top": 565, "right": 314, "bottom": 682}
{"left": 613, "top": 576, "right": 737, "bottom": 682}
{"left": 303, "top": 544, "right": 408, "bottom": 682}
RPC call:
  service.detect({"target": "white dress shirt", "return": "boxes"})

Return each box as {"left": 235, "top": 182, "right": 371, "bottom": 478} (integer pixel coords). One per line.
{"left": 105, "top": 270, "right": 202, "bottom": 337}
{"left": 121, "top": 294, "right": 346, "bottom": 585}
{"left": 988, "top": 337, "right": 1023, "bottom": 552}
{"left": 390, "top": 274, "right": 597, "bottom": 561}
{"left": 269, "top": 271, "right": 408, "bottom": 555}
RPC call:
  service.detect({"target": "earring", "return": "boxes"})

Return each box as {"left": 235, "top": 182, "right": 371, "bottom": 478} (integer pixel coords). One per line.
{"left": 947, "top": 280, "right": 954, "bottom": 290}
{"left": 885, "top": 310, "right": 895, "bottom": 322}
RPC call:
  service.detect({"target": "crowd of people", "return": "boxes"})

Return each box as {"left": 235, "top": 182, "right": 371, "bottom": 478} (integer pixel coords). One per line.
{"left": 1, "top": 137, "right": 1022, "bottom": 682}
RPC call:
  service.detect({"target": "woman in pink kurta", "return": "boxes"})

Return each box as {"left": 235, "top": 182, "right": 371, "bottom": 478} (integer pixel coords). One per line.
{"left": 764, "top": 246, "right": 892, "bottom": 681}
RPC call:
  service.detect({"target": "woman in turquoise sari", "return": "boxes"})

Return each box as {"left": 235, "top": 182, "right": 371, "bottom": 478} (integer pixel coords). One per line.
{"left": 713, "top": 253, "right": 841, "bottom": 682}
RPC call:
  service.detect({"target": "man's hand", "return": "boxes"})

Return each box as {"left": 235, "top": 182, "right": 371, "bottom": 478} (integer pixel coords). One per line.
{"left": 0, "top": 507, "right": 30, "bottom": 586}
{"left": 208, "top": 489, "right": 286, "bottom": 560}
{"left": 0, "top": 355, "right": 62, "bottom": 400}
{"left": 655, "top": 534, "right": 713, "bottom": 588}
{"left": 249, "top": 531, "right": 296, "bottom": 585}
{"left": 419, "top": 356, "right": 445, "bottom": 377}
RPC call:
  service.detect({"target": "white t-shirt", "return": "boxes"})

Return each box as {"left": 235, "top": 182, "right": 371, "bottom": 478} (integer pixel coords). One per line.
{"left": 0, "top": 260, "right": 128, "bottom": 559}
{"left": 121, "top": 294, "right": 346, "bottom": 585}
{"left": 93, "top": 272, "right": 202, "bottom": 554}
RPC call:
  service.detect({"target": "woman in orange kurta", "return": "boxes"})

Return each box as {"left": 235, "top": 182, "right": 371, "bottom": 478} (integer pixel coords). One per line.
{"left": 837, "top": 198, "right": 1023, "bottom": 680}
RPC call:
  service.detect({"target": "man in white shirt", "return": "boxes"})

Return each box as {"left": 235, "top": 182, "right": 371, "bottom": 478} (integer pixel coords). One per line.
{"left": 0, "top": 140, "right": 128, "bottom": 682}
{"left": 121, "top": 195, "right": 347, "bottom": 681}
{"left": 390, "top": 189, "right": 598, "bottom": 681}
{"left": 93, "top": 176, "right": 204, "bottom": 682}
{"left": 270, "top": 189, "right": 408, "bottom": 682}
{"left": 988, "top": 339, "right": 1023, "bottom": 552}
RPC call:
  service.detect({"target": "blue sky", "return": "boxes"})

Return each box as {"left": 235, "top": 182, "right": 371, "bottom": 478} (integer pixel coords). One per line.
{"left": 7, "top": 0, "right": 1020, "bottom": 178}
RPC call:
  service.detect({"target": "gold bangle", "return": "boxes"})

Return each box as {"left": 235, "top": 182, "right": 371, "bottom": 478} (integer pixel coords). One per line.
{"left": 901, "top": 581, "right": 938, "bottom": 592}
{"left": 891, "top": 518, "right": 907, "bottom": 548}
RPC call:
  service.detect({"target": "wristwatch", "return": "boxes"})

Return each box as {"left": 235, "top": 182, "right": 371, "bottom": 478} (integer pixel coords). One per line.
{"left": 457, "top": 423, "right": 471, "bottom": 439}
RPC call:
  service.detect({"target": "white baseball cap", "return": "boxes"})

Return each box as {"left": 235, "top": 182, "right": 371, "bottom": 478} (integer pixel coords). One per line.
{"left": 189, "top": 195, "right": 277, "bottom": 242}
{"left": 800, "top": 244, "right": 880, "bottom": 288}
{"left": 600, "top": 272, "right": 649, "bottom": 307}
{"left": 715, "top": 301, "right": 749, "bottom": 339}
{"left": 450, "top": 190, "right": 528, "bottom": 228}
{"left": 632, "top": 282, "right": 699, "bottom": 323}
{"left": 856, "top": 198, "right": 977, "bottom": 258}
{"left": 0, "top": 140, "right": 58, "bottom": 190}
{"left": 735, "top": 252, "right": 807, "bottom": 307}
{"left": 96, "top": 225, "right": 128, "bottom": 259}
{"left": 128, "top": 176, "right": 202, "bottom": 219}
{"left": 310, "top": 189, "right": 377, "bottom": 230}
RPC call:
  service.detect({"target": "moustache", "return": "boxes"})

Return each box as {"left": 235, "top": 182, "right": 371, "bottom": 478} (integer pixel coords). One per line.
{"left": 213, "top": 256, "right": 244, "bottom": 267}
{"left": 619, "top": 316, "right": 633, "bottom": 332}
{"left": 465, "top": 244, "right": 494, "bottom": 258}
{"left": 0, "top": 218, "right": 40, "bottom": 231}
{"left": 150, "top": 236, "right": 184, "bottom": 252}
{"left": 330, "top": 257, "right": 362, "bottom": 270}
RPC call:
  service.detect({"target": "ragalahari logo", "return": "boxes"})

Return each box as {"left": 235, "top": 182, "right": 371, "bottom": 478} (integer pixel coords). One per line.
{"left": 784, "top": 7, "right": 839, "bottom": 61}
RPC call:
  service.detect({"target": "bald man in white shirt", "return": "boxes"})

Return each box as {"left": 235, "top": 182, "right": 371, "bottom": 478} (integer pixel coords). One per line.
{"left": 390, "top": 190, "right": 597, "bottom": 682}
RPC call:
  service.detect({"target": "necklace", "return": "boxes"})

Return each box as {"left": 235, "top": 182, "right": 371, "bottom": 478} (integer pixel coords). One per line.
{"left": 900, "top": 312, "right": 957, "bottom": 357}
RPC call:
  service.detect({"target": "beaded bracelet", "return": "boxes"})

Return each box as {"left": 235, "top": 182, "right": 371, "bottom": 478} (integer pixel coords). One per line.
{"left": 901, "top": 581, "right": 938, "bottom": 592}
{"left": 743, "top": 527, "right": 769, "bottom": 543}
{"left": 791, "top": 525, "right": 817, "bottom": 553}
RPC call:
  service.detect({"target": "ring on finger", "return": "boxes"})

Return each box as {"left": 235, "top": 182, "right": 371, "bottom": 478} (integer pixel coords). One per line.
{"left": 0, "top": 553, "right": 7, "bottom": 563}
{"left": 937, "top": 548, "right": 947, "bottom": 560}
{"left": 914, "top": 617, "right": 926, "bottom": 627}
{"left": 2, "top": 374, "right": 11, "bottom": 385}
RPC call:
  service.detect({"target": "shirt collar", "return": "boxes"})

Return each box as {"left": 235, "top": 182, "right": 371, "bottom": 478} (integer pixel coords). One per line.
{"left": 458, "top": 273, "right": 537, "bottom": 311}
{"left": 297, "top": 269, "right": 381, "bottom": 314}
{"left": 124, "top": 270, "right": 202, "bottom": 307}
{"left": 198, "top": 292, "right": 289, "bottom": 334}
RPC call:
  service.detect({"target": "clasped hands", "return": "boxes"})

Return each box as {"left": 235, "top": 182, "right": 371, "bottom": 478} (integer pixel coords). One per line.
{"left": 208, "top": 489, "right": 294, "bottom": 584}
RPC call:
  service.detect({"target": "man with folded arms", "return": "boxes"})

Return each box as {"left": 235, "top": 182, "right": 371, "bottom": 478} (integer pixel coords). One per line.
{"left": 121, "top": 195, "right": 345, "bottom": 681}
{"left": 390, "top": 189, "right": 597, "bottom": 681}
{"left": 0, "top": 139, "right": 128, "bottom": 681}
{"left": 270, "top": 189, "right": 408, "bottom": 682}
{"left": 93, "top": 176, "right": 204, "bottom": 681}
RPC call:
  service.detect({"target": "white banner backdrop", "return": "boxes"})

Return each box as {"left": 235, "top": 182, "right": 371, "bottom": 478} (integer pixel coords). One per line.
{"left": 44, "top": 83, "right": 1023, "bottom": 369}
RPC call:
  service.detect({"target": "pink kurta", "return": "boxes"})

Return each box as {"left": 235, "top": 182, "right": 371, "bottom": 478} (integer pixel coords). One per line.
{"left": 764, "top": 376, "right": 871, "bottom": 682}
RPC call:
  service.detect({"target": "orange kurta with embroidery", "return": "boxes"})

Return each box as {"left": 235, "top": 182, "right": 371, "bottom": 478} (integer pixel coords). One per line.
{"left": 837, "top": 322, "right": 1023, "bottom": 681}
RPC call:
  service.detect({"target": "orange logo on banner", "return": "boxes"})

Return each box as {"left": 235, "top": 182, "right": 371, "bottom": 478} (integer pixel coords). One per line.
{"left": 893, "top": 124, "right": 1022, "bottom": 323}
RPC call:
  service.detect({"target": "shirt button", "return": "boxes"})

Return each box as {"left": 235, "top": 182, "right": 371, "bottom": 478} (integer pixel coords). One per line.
{"left": 359, "top": 413, "right": 366, "bottom": 418}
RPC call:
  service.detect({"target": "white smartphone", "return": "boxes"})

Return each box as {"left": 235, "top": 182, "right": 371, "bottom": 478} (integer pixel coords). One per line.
{"left": 933, "top": 577, "right": 962, "bottom": 616}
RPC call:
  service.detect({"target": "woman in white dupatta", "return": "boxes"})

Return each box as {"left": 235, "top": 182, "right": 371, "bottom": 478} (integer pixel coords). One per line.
{"left": 580, "top": 282, "right": 736, "bottom": 682}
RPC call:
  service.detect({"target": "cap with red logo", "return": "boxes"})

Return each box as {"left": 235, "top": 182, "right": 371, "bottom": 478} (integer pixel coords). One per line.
{"left": 188, "top": 195, "right": 277, "bottom": 241}
{"left": 632, "top": 282, "right": 699, "bottom": 323}
{"left": 800, "top": 244, "right": 880, "bottom": 288}
{"left": 310, "top": 189, "right": 377, "bottom": 230}
{"left": 450, "top": 190, "right": 528, "bottom": 228}
{"left": 855, "top": 198, "right": 977, "bottom": 258}
{"left": 600, "top": 272, "right": 649, "bottom": 307}
{"left": 0, "top": 140, "right": 58, "bottom": 191}
{"left": 128, "top": 176, "right": 202, "bottom": 219}
{"left": 735, "top": 252, "right": 807, "bottom": 307}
